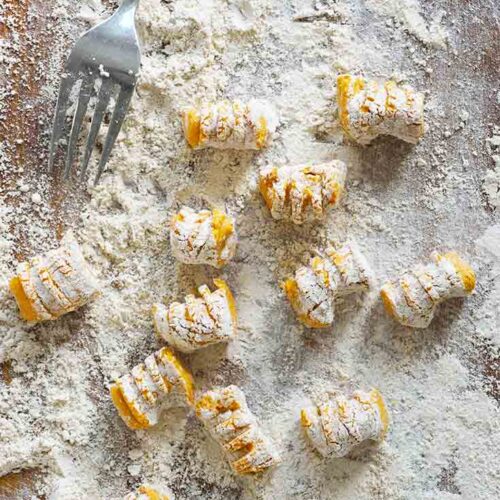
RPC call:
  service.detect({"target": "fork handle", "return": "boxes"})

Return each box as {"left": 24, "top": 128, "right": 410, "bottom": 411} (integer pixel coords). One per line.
{"left": 118, "top": 0, "right": 140, "bottom": 12}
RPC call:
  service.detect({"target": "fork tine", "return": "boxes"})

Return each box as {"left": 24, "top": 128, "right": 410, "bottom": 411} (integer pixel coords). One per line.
{"left": 48, "top": 73, "right": 77, "bottom": 172}
{"left": 63, "top": 76, "right": 95, "bottom": 179}
{"left": 79, "top": 78, "right": 114, "bottom": 180}
{"left": 94, "top": 85, "right": 134, "bottom": 185}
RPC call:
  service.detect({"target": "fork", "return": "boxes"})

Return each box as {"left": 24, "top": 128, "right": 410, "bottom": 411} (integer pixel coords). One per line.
{"left": 48, "top": 0, "right": 141, "bottom": 184}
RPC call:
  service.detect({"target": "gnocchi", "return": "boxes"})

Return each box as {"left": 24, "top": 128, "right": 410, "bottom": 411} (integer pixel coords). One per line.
{"left": 381, "top": 251, "right": 475, "bottom": 328}
{"left": 337, "top": 74, "right": 425, "bottom": 145}
{"left": 152, "top": 279, "right": 237, "bottom": 353}
{"left": 170, "top": 207, "right": 237, "bottom": 268}
{"left": 9, "top": 232, "right": 99, "bottom": 322}
{"left": 259, "top": 160, "right": 347, "bottom": 224}
{"left": 110, "top": 347, "right": 194, "bottom": 430}
{"left": 301, "top": 389, "right": 389, "bottom": 458}
{"left": 182, "top": 100, "right": 278, "bottom": 150}
{"left": 196, "top": 385, "right": 280, "bottom": 474}
{"left": 284, "top": 243, "right": 371, "bottom": 328}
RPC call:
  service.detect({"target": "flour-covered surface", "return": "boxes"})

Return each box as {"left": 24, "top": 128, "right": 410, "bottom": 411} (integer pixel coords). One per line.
{"left": 0, "top": 0, "right": 499, "bottom": 498}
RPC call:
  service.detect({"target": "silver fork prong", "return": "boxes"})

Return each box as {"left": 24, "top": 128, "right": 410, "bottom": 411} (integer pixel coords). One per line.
{"left": 48, "top": 73, "right": 77, "bottom": 172}
{"left": 94, "top": 85, "right": 134, "bottom": 185}
{"left": 79, "top": 78, "right": 114, "bottom": 180}
{"left": 63, "top": 76, "right": 95, "bottom": 179}
{"left": 48, "top": 0, "right": 140, "bottom": 181}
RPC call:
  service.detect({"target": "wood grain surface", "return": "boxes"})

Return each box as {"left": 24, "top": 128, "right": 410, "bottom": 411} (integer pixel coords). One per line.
{"left": 0, "top": 1, "right": 72, "bottom": 497}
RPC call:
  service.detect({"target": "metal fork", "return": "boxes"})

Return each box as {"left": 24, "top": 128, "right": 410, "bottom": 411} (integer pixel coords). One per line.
{"left": 48, "top": 0, "right": 141, "bottom": 184}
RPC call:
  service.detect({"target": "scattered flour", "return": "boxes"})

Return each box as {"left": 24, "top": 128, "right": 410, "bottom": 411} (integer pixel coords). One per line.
{"left": 483, "top": 127, "right": 500, "bottom": 209}
{"left": 364, "top": 0, "right": 449, "bottom": 47}
{"left": 0, "top": 0, "right": 498, "bottom": 499}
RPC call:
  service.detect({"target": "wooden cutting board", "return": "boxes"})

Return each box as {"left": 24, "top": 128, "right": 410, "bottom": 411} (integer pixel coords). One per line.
{"left": 0, "top": 2, "right": 120, "bottom": 496}
{"left": 0, "top": 1, "right": 71, "bottom": 497}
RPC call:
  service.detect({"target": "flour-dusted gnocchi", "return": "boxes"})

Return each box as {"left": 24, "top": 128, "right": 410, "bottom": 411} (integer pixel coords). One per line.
{"left": 152, "top": 279, "right": 237, "bottom": 353}
{"left": 284, "top": 243, "right": 371, "bottom": 328}
{"left": 9, "top": 231, "right": 99, "bottom": 322}
{"left": 124, "top": 485, "right": 171, "bottom": 500}
{"left": 259, "top": 160, "right": 347, "bottom": 225}
{"left": 110, "top": 347, "right": 194, "bottom": 430}
{"left": 380, "top": 251, "right": 475, "bottom": 328}
{"left": 196, "top": 385, "right": 280, "bottom": 474}
{"left": 301, "top": 389, "right": 389, "bottom": 458}
{"left": 337, "top": 74, "right": 425, "bottom": 145}
{"left": 182, "top": 100, "right": 278, "bottom": 150}
{"left": 170, "top": 207, "right": 237, "bottom": 268}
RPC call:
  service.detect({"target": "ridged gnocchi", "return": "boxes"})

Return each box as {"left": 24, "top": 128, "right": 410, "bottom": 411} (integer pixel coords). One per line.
{"left": 380, "top": 251, "right": 475, "bottom": 328}
{"left": 337, "top": 74, "right": 425, "bottom": 145}
{"left": 152, "top": 279, "right": 237, "bottom": 353}
{"left": 9, "top": 232, "right": 99, "bottom": 322}
{"left": 301, "top": 389, "right": 389, "bottom": 458}
{"left": 284, "top": 243, "right": 371, "bottom": 328}
{"left": 182, "top": 100, "right": 278, "bottom": 150}
{"left": 196, "top": 385, "right": 280, "bottom": 474}
{"left": 110, "top": 347, "right": 194, "bottom": 430}
{"left": 170, "top": 207, "right": 237, "bottom": 268}
{"left": 124, "top": 485, "right": 171, "bottom": 500}
{"left": 259, "top": 160, "right": 347, "bottom": 224}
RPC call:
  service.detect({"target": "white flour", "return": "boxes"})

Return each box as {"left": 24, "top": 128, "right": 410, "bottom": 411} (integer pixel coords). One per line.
{"left": 483, "top": 127, "right": 500, "bottom": 209}
{"left": 0, "top": 0, "right": 499, "bottom": 499}
{"left": 364, "top": 0, "right": 448, "bottom": 47}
